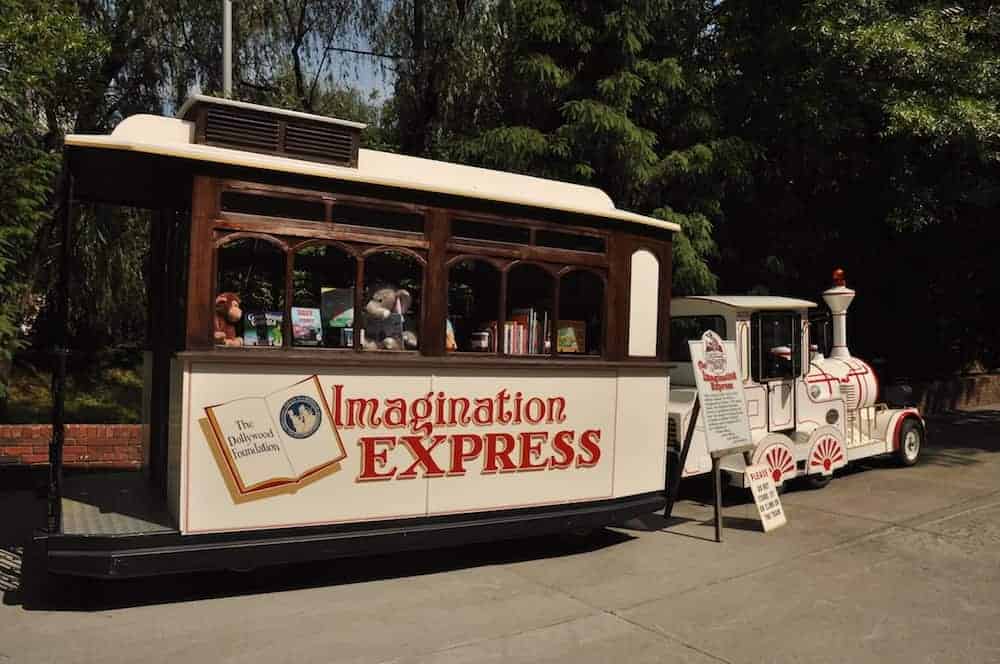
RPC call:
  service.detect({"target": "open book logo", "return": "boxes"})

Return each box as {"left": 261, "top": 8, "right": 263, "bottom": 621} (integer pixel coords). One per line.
{"left": 280, "top": 395, "right": 323, "bottom": 439}
{"left": 202, "top": 375, "right": 347, "bottom": 499}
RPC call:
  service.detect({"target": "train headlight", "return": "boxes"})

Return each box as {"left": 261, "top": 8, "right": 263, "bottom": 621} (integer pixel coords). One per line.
{"left": 826, "top": 409, "right": 840, "bottom": 425}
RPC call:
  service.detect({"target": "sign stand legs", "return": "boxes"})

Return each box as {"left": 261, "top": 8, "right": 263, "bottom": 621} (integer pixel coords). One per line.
{"left": 665, "top": 398, "right": 700, "bottom": 518}
{"left": 712, "top": 455, "right": 723, "bottom": 543}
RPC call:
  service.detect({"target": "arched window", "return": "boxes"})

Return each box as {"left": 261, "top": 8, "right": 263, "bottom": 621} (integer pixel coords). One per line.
{"left": 361, "top": 250, "right": 423, "bottom": 351}
{"left": 291, "top": 243, "right": 356, "bottom": 348}
{"left": 558, "top": 270, "right": 604, "bottom": 355}
{"left": 505, "top": 263, "right": 553, "bottom": 355}
{"left": 447, "top": 259, "right": 501, "bottom": 352}
{"left": 216, "top": 237, "right": 286, "bottom": 347}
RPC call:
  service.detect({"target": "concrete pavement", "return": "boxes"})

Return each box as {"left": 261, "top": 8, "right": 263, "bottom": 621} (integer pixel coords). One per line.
{"left": 2, "top": 408, "right": 998, "bottom": 663}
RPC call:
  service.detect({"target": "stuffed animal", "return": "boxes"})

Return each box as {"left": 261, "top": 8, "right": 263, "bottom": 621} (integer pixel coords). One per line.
{"left": 214, "top": 292, "right": 244, "bottom": 346}
{"left": 363, "top": 286, "right": 418, "bottom": 350}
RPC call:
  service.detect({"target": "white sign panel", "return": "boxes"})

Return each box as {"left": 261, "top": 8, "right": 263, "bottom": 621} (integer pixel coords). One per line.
{"left": 746, "top": 463, "right": 787, "bottom": 532}
{"left": 687, "top": 330, "right": 753, "bottom": 456}
{"left": 177, "top": 364, "right": 667, "bottom": 534}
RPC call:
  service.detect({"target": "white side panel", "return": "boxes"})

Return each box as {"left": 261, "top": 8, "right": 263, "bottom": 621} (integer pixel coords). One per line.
{"left": 612, "top": 371, "right": 668, "bottom": 497}
{"left": 628, "top": 250, "right": 659, "bottom": 357}
{"left": 180, "top": 364, "right": 661, "bottom": 535}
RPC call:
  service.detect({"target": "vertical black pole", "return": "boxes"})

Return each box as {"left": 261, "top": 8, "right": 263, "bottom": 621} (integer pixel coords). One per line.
{"left": 47, "top": 166, "right": 73, "bottom": 534}
{"left": 712, "top": 455, "right": 723, "bottom": 543}
{"left": 664, "top": 397, "right": 700, "bottom": 518}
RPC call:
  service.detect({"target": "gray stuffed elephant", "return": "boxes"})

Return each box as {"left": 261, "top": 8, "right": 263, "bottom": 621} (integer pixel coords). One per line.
{"left": 363, "top": 286, "right": 418, "bottom": 350}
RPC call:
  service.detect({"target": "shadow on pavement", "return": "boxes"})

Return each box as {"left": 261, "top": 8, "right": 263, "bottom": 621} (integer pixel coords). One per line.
{"left": 5, "top": 527, "right": 635, "bottom": 612}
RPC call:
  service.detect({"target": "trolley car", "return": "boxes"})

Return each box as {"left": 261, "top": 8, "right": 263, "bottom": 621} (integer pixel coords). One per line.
{"left": 27, "top": 96, "right": 678, "bottom": 583}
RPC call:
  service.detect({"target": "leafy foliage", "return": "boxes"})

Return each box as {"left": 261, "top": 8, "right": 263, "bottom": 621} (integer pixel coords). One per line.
{"left": 0, "top": 0, "right": 107, "bottom": 402}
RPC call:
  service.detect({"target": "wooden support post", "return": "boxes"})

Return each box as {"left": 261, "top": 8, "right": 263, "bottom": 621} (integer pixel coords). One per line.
{"left": 712, "top": 455, "right": 723, "bottom": 543}
{"left": 48, "top": 167, "right": 74, "bottom": 534}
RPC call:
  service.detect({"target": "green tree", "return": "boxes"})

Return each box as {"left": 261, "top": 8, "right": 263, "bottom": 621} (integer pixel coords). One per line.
{"left": 429, "top": 0, "right": 749, "bottom": 294}
{"left": 0, "top": 0, "right": 106, "bottom": 408}
{"left": 714, "top": 1, "right": 1000, "bottom": 372}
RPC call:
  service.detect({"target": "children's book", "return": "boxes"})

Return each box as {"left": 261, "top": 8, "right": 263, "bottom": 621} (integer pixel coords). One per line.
{"left": 445, "top": 319, "right": 457, "bottom": 351}
{"left": 244, "top": 311, "right": 284, "bottom": 346}
{"left": 321, "top": 287, "right": 354, "bottom": 328}
{"left": 204, "top": 376, "right": 346, "bottom": 495}
{"left": 557, "top": 320, "right": 586, "bottom": 353}
{"left": 291, "top": 307, "right": 323, "bottom": 346}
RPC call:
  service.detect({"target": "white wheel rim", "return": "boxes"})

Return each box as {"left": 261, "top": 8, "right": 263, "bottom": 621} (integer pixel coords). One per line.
{"left": 904, "top": 430, "right": 920, "bottom": 459}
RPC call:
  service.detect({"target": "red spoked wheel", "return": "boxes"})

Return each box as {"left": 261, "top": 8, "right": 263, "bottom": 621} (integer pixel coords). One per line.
{"left": 809, "top": 436, "right": 845, "bottom": 475}
{"left": 758, "top": 443, "right": 796, "bottom": 489}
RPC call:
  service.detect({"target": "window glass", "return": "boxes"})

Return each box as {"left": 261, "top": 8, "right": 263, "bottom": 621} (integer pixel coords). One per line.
{"left": 332, "top": 205, "right": 424, "bottom": 234}
{"left": 221, "top": 191, "right": 326, "bottom": 222}
{"left": 504, "top": 264, "right": 553, "bottom": 355}
{"left": 291, "top": 244, "right": 355, "bottom": 348}
{"left": 447, "top": 259, "right": 501, "bottom": 352}
{"left": 557, "top": 271, "right": 603, "bottom": 355}
{"left": 669, "top": 316, "right": 727, "bottom": 362}
{"left": 808, "top": 313, "right": 831, "bottom": 358}
{"left": 452, "top": 219, "right": 531, "bottom": 245}
{"left": 536, "top": 230, "right": 605, "bottom": 254}
{"left": 751, "top": 312, "right": 802, "bottom": 381}
{"left": 361, "top": 251, "right": 422, "bottom": 351}
{"left": 216, "top": 238, "right": 286, "bottom": 347}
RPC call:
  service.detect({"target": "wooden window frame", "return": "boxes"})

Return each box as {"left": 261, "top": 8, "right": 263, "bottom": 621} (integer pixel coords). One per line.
{"left": 186, "top": 175, "right": 673, "bottom": 366}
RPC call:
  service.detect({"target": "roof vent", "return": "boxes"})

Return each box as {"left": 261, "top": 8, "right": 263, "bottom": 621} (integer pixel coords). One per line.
{"left": 179, "top": 95, "right": 364, "bottom": 168}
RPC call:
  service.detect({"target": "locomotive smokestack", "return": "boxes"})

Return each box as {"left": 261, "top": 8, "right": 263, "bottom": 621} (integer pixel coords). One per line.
{"left": 823, "top": 268, "right": 855, "bottom": 359}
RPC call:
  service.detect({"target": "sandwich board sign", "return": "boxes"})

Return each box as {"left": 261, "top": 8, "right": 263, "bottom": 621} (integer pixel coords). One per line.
{"left": 687, "top": 330, "right": 753, "bottom": 457}
{"left": 746, "top": 463, "right": 787, "bottom": 532}
{"left": 688, "top": 330, "right": 759, "bottom": 541}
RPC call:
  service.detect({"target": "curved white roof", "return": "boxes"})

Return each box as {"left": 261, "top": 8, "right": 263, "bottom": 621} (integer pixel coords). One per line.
{"left": 64, "top": 113, "right": 680, "bottom": 233}
{"left": 673, "top": 295, "right": 817, "bottom": 311}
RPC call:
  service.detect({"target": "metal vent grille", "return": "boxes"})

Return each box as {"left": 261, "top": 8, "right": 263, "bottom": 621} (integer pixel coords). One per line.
{"left": 204, "top": 106, "right": 279, "bottom": 153}
{"left": 668, "top": 416, "right": 679, "bottom": 447}
{"left": 197, "top": 102, "right": 359, "bottom": 167}
{"left": 284, "top": 120, "right": 354, "bottom": 165}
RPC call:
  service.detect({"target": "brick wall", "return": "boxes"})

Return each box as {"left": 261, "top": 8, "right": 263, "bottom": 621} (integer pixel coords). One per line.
{"left": 0, "top": 425, "right": 142, "bottom": 469}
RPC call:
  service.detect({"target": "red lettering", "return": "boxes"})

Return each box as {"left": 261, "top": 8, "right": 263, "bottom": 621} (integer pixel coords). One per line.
{"left": 332, "top": 384, "right": 344, "bottom": 426}
{"left": 410, "top": 394, "right": 434, "bottom": 436}
{"left": 546, "top": 397, "right": 566, "bottom": 424}
{"left": 347, "top": 398, "right": 381, "bottom": 427}
{"left": 448, "top": 434, "right": 483, "bottom": 475}
{"left": 524, "top": 398, "right": 545, "bottom": 424}
{"left": 576, "top": 429, "right": 602, "bottom": 468}
{"left": 550, "top": 430, "right": 575, "bottom": 469}
{"left": 483, "top": 433, "right": 517, "bottom": 473}
{"left": 357, "top": 436, "right": 397, "bottom": 481}
{"left": 448, "top": 397, "right": 471, "bottom": 427}
{"left": 472, "top": 398, "right": 494, "bottom": 425}
{"left": 518, "top": 431, "right": 548, "bottom": 471}
{"left": 383, "top": 398, "right": 405, "bottom": 427}
{"left": 397, "top": 435, "right": 448, "bottom": 479}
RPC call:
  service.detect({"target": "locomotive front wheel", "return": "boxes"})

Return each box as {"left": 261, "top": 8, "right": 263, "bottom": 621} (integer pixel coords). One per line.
{"left": 895, "top": 419, "right": 923, "bottom": 466}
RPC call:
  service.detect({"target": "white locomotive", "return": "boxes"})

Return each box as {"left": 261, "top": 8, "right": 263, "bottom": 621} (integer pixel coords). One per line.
{"left": 668, "top": 270, "right": 925, "bottom": 489}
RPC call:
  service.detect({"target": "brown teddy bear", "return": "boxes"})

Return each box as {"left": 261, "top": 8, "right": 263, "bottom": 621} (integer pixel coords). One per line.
{"left": 214, "top": 292, "right": 244, "bottom": 346}
{"left": 363, "top": 286, "right": 418, "bottom": 350}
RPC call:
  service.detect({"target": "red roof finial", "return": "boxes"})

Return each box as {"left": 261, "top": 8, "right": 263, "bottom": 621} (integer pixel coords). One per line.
{"left": 832, "top": 268, "right": 846, "bottom": 287}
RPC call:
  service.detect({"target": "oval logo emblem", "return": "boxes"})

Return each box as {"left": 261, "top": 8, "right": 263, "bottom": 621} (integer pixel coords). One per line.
{"left": 280, "top": 395, "right": 322, "bottom": 439}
